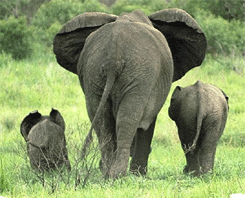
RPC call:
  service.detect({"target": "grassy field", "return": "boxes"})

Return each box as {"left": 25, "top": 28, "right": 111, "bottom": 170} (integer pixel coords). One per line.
{"left": 0, "top": 52, "right": 245, "bottom": 197}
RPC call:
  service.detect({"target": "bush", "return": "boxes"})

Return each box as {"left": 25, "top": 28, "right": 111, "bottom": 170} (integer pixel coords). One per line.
{"left": 0, "top": 16, "right": 32, "bottom": 60}
{"left": 31, "top": 0, "right": 107, "bottom": 47}
{"left": 110, "top": 0, "right": 154, "bottom": 15}
{"left": 0, "top": 0, "right": 29, "bottom": 19}
{"left": 178, "top": 0, "right": 245, "bottom": 22}
{"left": 195, "top": 9, "right": 245, "bottom": 55}
{"left": 110, "top": 0, "right": 197, "bottom": 16}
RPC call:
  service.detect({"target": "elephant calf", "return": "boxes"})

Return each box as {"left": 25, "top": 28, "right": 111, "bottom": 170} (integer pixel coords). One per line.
{"left": 20, "top": 108, "right": 71, "bottom": 171}
{"left": 168, "top": 80, "right": 229, "bottom": 176}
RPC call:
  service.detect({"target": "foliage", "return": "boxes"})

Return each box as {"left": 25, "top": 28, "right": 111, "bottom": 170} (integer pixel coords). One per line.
{"left": 104, "top": 0, "right": 245, "bottom": 55}
{"left": 0, "top": 0, "right": 29, "bottom": 19}
{"left": 110, "top": 0, "right": 245, "bottom": 23}
{"left": 186, "top": 0, "right": 245, "bottom": 22}
{"left": 1, "top": 0, "right": 245, "bottom": 59}
{"left": 0, "top": 51, "right": 245, "bottom": 197}
{"left": 0, "top": 16, "right": 32, "bottom": 60}
{"left": 31, "top": 0, "right": 107, "bottom": 47}
{"left": 194, "top": 9, "right": 245, "bottom": 55}
{"left": 110, "top": 0, "right": 154, "bottom": 15}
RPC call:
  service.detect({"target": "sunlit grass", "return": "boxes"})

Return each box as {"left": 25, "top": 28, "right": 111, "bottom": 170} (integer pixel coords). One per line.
{"left": 0, "top": 53, "right": 244, "bottom": 197}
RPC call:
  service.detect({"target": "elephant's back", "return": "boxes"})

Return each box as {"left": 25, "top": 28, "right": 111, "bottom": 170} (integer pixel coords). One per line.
{"left": 81, "top": 20, "right": 172, "bottom": 69}
{"left": 202, "top": 84, "right": 229, "bottom": 121}
{"left": 80, "top": 20, "right": 173, "bottom": 101}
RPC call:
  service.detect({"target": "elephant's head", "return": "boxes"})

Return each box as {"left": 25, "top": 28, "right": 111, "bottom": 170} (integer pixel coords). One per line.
{"left": 53, "top": 9, "right": 207, "bottom": 82}
{"left": 20, "top": 108, "right": 70, "bottom": 171}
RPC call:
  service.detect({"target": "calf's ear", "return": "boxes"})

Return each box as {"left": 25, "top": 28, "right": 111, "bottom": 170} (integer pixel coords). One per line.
{"left": 20, "top": 110, "right": 42, "bottom": 142}
{"left": 50, "top": 108, "right": 65, "bottom": 131}
{"left": 149, "top": 8, "right": 207, "bottom": 82}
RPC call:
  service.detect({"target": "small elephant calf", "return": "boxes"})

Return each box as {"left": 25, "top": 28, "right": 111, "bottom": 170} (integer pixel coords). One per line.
{"left": 168, "top": 81, "right": 229, "bottom": 176}
{"left": 20, "top": 108, "right": 71, "bottom": 171}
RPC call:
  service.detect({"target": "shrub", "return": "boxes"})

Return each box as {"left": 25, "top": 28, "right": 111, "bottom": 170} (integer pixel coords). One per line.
{"left": 182, "top": 0, "right": 245, "bottom": 22}
{"left": 110, "top": 0, "right": 155, "bottom": 15}
{"left": 195, "top": 9, "right": 245, "bottom": 55}
{"left": 0, "top": 0, "right": 29, "bottom": 19}
{"left": 31, "top": 0, "right": 107, "bottom": 47}
{"left": 0, "top": 16, "right": 32, "bottom": 60}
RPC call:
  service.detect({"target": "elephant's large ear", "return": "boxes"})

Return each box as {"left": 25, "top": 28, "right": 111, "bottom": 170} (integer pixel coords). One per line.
{"left": 20, "top": 110, "right": 42, "bottom": 142}
{"left": 50, "top": 108, "right": 65, "bottom": 131}
{"left": 220, "top": 89, "right": 229, "bottom": 105}
{"left": 149, "top": 9, "right": 207, "bottom": 82}
{"left": 53, "top": 12, "right": 118, "bottom": 74}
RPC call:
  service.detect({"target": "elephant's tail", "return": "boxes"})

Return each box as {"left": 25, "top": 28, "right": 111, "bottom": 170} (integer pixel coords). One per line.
{"left": 81, "top": 72, "right": 116, "bottom": 160}
{"left": 189, "top": 81, "right": 204, "bottom": 153}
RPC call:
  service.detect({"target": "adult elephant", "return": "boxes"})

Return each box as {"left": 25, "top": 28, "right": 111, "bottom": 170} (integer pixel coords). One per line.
{"left": 53, "top": 9, "right": 207, "bottom": 178}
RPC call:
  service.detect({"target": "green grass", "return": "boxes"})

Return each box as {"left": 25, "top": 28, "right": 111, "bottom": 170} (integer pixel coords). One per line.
{"left": 0, "top": 53, "right": 244, "bottom": 197}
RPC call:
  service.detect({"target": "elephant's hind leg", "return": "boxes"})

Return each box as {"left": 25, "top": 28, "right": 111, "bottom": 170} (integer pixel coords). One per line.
{"left": 108, "top": 95, "right": 148, "bottom": 178}
{"left": 184, "top": 149, "right": 200, "bottom": 176}
{"left": 86, "top": 95, "right": 117, "bottom": 176}
{"left": 179, "top": 129, "right": 201, "bottom": 176}
{"left": 130, "top": 117, "right": 156, "bottom": 175}
{"left": 198, "top": 120, "right": 223, "bottom": 175}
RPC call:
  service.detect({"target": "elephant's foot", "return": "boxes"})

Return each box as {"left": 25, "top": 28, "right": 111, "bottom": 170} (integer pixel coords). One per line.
{"left": 199, "top": 166, "right": 213, "bottom": 176}
{"left": 183, "top": 165, "right": 201, "bottom": 177}
{"left": 108, "top": 148, "right": 130, "bottom": 179}
{"left": 129, "top": 165, "right": 147, "bottom": 176}
{"left": 108, "top": 164, "right": 127, "bottom": 179}
{"left": 99, "top": 159, "right": 109, "bottom": 176}
{"left": 130, "top": 159, "right": 147, "bottom": 176}
{"left": 99, "top": 154, "right": 115, "bottom": 177}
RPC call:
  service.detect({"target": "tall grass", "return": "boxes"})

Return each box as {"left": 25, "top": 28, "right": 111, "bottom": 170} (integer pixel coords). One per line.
{"left": 0, "top": 53, "right": 244, "bottom": 197}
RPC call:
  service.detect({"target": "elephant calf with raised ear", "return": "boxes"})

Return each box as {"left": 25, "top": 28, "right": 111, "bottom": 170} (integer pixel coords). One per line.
{"left": 20, "top": 109, "right": 71, "bottom": 171}
{"left": 168, "top": 80, "right": 229, "bottom": 176}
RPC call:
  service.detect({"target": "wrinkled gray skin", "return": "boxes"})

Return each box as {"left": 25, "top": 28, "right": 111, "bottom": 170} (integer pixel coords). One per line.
{"left": 53, "top": 9, "right": 207, "bottom": 178}
{"left": 168, "top": 81, "right": 229, "bottom": 176}
{"left": 21, "top": 109, "right": 71, "bottom": 171}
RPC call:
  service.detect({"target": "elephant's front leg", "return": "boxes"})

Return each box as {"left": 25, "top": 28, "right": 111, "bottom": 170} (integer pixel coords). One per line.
{"left": 130, "top": 118, "right": 156, "bottom": 175}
